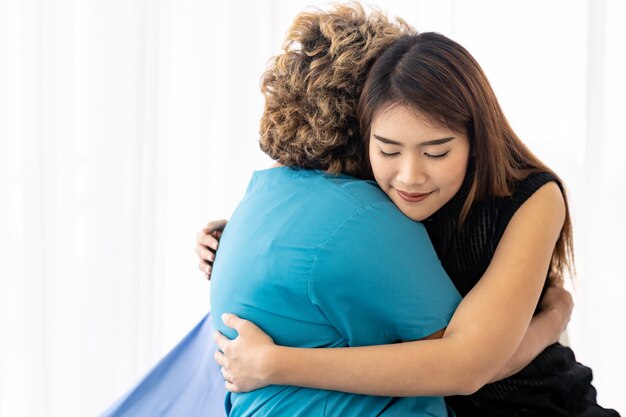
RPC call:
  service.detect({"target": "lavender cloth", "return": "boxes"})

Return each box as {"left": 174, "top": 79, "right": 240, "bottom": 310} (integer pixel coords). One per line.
{"left": 100, "top": 313, "right": 227, "bottom": 417}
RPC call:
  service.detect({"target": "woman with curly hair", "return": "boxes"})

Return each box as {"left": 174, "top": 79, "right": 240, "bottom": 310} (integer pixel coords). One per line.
{"left": 102, "top": 4, "right": 465, "bottom": 417}
{"left": 200, "top": 3, "right": 620, "bottom": 417}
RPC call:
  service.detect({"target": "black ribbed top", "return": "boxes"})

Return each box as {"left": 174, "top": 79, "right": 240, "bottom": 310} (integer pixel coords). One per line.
{"left": 424, "top": 168, "right": 556, "bottom": 297}
{"left": 428, "top": 167, "right": 619, "bottom": 416}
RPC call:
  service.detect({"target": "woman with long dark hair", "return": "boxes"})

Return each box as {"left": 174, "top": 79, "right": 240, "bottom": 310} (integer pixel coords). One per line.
{"left": 203, "top": 14, "right": 619, "bottom": 417}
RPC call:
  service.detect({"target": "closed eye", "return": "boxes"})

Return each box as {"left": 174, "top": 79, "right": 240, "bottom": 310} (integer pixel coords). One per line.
{"left": 425, "top": 151, "right": 450, "bottom": 160}
{"left": 378, "top": 149, "right": 400, "bottom": 158}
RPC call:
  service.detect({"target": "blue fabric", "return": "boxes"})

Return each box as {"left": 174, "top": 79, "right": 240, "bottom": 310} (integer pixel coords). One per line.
{"left": 100, "top": 167, "right": 461, "bottom": 417}
{"left": 210, "top": 167, "right": 462, "bottom": 417}
{"left": 100, "top": 313, "right": 227, "bottom": 417}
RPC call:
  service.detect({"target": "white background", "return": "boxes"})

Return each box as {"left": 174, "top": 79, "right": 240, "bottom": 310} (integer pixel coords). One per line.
{"left": 1, "top": 0, "right": 624, "bottom": 416}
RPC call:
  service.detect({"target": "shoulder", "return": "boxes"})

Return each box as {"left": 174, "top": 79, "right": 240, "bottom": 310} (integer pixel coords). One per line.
{"left": 494, "top": 172, "right": 565, "bottom": 236}
{"left": 497, "top": 179, "right": 565, "bottom": 254}
{"left": 269, "top": 169, "right": 396, "bottom": 220}
{"left": 322, "top": 173, "right": 392, "bottom": 207}
{"left": 516, "top": 180, "right": 565, "bottom": 225}
{"left": 327, "top": 175, "right": 428, "bottom": 236}
{"left": 513, "top": 171, "right": 565, "bottom": 223}
{"left": 320, "top": 173, "right": 425, "bottom": 228}
{"left": 511, "top": 171, "right": 563, "bottom": 207}
{"left": 312, "top": 199, "right": 433, "bottom": 270}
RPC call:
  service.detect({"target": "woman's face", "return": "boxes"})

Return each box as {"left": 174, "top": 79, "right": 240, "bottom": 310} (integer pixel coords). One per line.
{"left": 369, "top": 105, "right": 470, "bottom": 221}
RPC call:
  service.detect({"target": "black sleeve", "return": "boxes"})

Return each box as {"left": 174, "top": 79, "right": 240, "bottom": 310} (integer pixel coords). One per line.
{"left": 495, "top": 171, "right": 559, "bottom": 242}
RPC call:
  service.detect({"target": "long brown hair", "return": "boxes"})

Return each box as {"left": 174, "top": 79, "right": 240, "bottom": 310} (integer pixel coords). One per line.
{"left": 358, "top": 32, "right": 574, "bottom": 280}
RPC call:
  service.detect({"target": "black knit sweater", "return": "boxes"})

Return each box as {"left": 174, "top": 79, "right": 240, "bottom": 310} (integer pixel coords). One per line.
{"left": 424, "top": 169, "right": 620, "bottom": 416}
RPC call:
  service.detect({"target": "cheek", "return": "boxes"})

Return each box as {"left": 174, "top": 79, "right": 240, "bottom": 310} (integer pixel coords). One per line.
{"left": 369, "top": 157, "right": 384, "bottom": 183}
{"left": 368, "top": 146, "right": 385, "bottom": 183}
{"left": 443, "top": 158, "right": 468, "bottom": 190}
{"left": 368, "top": 142, "right": 377, "bottom": 169}
{"left": 370, "top": 159, "right": 394, "bottom": 190}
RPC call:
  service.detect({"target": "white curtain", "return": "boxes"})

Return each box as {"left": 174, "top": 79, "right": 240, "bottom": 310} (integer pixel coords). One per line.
{"left": 0, "top": 1, "right": 624, "bottom": 416}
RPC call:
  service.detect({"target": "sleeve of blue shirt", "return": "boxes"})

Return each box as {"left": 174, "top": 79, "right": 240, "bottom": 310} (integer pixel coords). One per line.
{"left": 308, "top": 202, "right": 462, "bottom": 346}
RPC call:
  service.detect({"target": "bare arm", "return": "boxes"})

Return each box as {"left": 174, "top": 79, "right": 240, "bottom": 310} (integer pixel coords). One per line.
{"left": 214, "top": 182, "right": 566, "bottom": 396}
{"left": 200, "top": 220, "right": 569, "bottom": 385}
{"left": 201, "top": 222, "right": 570, "bottom": 385}
{"left": 489, "top": 283, "right": 573, "bottom": 382}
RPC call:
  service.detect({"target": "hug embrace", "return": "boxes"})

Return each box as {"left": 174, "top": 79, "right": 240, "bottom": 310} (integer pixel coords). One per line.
{"left": 102, "top": 3, "right": 620, "bottom": 417}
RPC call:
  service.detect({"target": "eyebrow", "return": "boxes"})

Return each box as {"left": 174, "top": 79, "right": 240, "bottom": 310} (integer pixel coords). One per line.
{"left": 373, "top": 135, "right": 455, "bottom": 147}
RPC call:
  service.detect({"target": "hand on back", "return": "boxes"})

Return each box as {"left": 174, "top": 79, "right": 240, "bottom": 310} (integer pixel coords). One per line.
{"left": 195, "top": 219, "right": 227, "bottom": 279}
{"left": 539, "top": 276, "right": 574, "bottom": 342}
{"left": 214, "top": 313, "right": 276, "bottom": 393}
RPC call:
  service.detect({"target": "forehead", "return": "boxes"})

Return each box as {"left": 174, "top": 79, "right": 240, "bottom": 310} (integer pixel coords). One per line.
{"left": 372, "top": 105, "right": 453, "bottom": 135}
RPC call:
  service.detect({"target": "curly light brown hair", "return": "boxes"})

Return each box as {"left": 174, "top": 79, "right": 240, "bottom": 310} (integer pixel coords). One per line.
{"left": 259, "top": 2, "right": 415, "bottom": 176}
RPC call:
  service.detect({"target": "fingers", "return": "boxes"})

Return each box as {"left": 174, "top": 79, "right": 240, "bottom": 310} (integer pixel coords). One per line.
{"left": 555, "top": 286, "right": 573, "bottom": 303}
{"left": 204, "top": 219, "right": 228, "bottom": 234}
{"left": 196, "top": 220, "right": 225, "bottom": 281}
{"left": 221, "top": 366, "right": 234, "bottom": 383}
{"left": 196, "top": 243, "right": 215, "bottom": 279}
{"left": 216, "top": 351, "right": 241, "bottom": 392}
{"left": 549, "top": 273, "right": 565, "bottom": 287}
{"left": 198, "top": 261, "right": 212, "bottom": 278}
{"left": 225, "top": 381, "right": 242, "bottom": 393}
{"left": 214, "top": 349, "right": 227, "bottom": 367}
{"left": 546, "top": 286, "right": 572, "bottom": 306}
{"left": 546, "top": 286, "right": 574, "bottom": 318}
{"left": 222, "top": 313, "right": 248, "bottom": 332}
{"left": 195, "top": 229, "right": 217, "bottom": 279}
{"left": 563, "top": 288, "right": 574, "bottom": 309}
{"left": 195, "top": 243, "right": 216, "bottom": 263}
{"left": 220, "top": 364, "right": 238, "bottom": 391}
{"left": 197, "top": 230, "right": 219, "bottom": 251}
{"left": 213, "top": 330, "right": 232, "bottom": 352}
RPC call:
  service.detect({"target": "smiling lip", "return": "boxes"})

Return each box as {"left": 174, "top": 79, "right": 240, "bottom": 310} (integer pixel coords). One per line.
{"left": 396, "top": 189, "right": 433, "bottom": 203}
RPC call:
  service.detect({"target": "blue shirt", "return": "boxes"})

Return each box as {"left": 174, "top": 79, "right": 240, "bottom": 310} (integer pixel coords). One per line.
{"left": 210, "top": 167, "right": 461, "bottom": 417}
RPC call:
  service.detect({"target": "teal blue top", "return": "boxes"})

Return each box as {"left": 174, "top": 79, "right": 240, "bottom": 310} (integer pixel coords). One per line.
{"left": 210, "top": 167, "right": 461, "bottom": 417}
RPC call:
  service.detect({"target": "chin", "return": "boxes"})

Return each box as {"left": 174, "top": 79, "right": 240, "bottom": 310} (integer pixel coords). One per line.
{"left": 400, "top": 209, "right": 429, "bottom": 222}
{"left": 389, "top": 193, "right": 437, "bottom": 221}
{"left": 402, "top": 204, "right": 441, "bottom": 222}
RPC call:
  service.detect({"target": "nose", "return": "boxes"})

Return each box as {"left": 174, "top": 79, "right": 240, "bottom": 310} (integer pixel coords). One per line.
{"left": 397, "top": 155, "right": 427, "bottom": 186}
